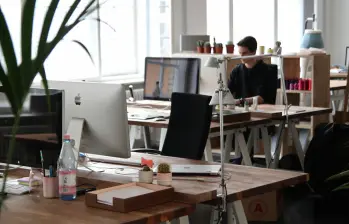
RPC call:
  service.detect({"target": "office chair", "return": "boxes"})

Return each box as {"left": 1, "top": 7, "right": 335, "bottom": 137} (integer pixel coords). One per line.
{"left": 132, "top": 92, "right": 213, "bottom": 160}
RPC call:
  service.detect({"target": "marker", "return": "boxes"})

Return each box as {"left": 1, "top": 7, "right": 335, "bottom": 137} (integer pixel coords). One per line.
{"left": 40, "top": 150, "right": 45, "bottom": 177}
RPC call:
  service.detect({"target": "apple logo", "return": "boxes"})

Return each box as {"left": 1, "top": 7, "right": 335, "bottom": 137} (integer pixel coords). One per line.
{"left": 75, "top": 93, "right": 81, "bottom": 105}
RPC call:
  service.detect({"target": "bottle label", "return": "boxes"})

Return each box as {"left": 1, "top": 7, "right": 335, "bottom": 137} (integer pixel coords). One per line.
{"left": 58, "top": 170, "right": 77, "bottom": 195}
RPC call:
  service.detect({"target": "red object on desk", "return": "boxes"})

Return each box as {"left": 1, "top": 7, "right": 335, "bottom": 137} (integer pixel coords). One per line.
{"left": 141, "top": 157, "right": 154, "bottom": 168}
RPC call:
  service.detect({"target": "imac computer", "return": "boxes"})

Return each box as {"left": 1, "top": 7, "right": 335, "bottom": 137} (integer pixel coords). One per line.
{"left": 46, "top": 81, "right": 131, "bottom": 159}
{"left": 143, "top": 57, "right": 200, "bottom": 101}
{"left": 0, "top": 88, "right": 63, "bottom": 169}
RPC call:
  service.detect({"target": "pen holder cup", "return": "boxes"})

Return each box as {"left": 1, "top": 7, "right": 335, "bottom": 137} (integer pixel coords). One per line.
{"left": 42, "top": 176, "right": 59, "bottom": 198}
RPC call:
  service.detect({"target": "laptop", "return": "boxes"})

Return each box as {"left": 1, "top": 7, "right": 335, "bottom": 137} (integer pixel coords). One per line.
{"left": 153, "top": 164, "right": 221, "bottom": 176}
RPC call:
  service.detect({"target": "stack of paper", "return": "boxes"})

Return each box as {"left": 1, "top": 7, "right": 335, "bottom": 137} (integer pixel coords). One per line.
{"left": 97, "top": 186, "right": 154, "bottom": 206}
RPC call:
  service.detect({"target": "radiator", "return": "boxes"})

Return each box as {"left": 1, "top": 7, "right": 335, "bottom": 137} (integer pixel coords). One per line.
{"left": 126, "top": 88, "right": 144, "bottom": 101}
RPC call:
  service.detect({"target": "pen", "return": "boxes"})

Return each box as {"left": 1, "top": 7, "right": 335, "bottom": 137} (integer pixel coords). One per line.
{"left": 40, "top": 150, "right": 45, "bottom": 177}
{"left": 49, "top": 165, "right": 53, "bottom": 177}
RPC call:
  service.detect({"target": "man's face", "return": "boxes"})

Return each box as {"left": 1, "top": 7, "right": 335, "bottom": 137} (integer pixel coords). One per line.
{"left": 238, "top": 46, "right": 255, "bottom": 64}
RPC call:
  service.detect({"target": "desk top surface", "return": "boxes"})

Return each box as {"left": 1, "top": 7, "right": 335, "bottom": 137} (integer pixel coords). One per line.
{"left": 81, "top": 153, "right": 308, "bottom": 204}
{"left": 2, "top": 154, "right": 307, "bottom": 223}
{"left": 330, "top": 72, "right": 348, "bottom": 79}
{"left": 128, "top": 104, "right": 331, "bottom": 128}
{"left": 2, "top": 168, "right": 194, "bottom": 224}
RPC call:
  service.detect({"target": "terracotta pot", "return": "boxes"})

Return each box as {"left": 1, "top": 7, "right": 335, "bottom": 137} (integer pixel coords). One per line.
{"left": 139, "top": 170, "right": 153, "bottom": 184}
{"left": 204, "top": 46, "right": 211, "bottom": 54}
{"left": 226, "top": 45, "right": 235, "bottom": 54}
{"left": 215, "top": 47, "right": 223, "bottom": 54}
{"left": 156, "top": 172, "right": 172, "bottom": 186}
{"left": 197, "top": 46, "right": 204, "bottom": 53}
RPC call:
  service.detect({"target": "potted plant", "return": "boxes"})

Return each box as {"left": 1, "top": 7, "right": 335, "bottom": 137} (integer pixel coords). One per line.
{"left": 215, "top": 43, "right": 223, "bottom": 54}
{"left": 139, "top": 165, "right": 153, "bottom": 184}
{"left": 204, "top": 41, "right": 211, "bottom": 54}
{"left": 0, "top": 0, "right": 101, "bottom": 209}
{"left": 156, "top": 163, "right": 172, "bottom": 186}
{"left": 196, "top": 40, "right": 204, "bottom": 53}
{"left": 226, "top": 41, "right": 235, "bottom": 54}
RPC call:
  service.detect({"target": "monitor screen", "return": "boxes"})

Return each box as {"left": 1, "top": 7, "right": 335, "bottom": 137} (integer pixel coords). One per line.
{"left": 143, "top": 57, "right": 200, "bottom": 100}
{"left": 0, "top": 88, "right": 63, "bottom": 169}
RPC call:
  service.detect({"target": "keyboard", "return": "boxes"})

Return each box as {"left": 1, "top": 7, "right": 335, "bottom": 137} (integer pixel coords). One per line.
{"left": 0, "top": 180, "right": 31, "bottom": 195}
{"left": 128, "top": 112, "right": 169, "bottom": 120}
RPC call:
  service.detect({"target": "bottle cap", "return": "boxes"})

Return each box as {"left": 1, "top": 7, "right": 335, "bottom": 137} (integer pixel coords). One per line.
{"left": 63, "top": 134, "right": 71, "bottom": 140}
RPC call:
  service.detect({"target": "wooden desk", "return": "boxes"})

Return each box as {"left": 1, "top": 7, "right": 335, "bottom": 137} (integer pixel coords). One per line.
{"left": 2, "top": 153, "right": 307, "bottom": 223}
{"left": 330, "top": 72, "right": 348, "bottom": 79}
{"left": 2, "top": 166, "right": 194, "bottom": 224}
{"left": 82, "top": 153, "right": 308, "bottom": 203}
{"left": 11, "top": 133, "right": 58, "bottom": 144}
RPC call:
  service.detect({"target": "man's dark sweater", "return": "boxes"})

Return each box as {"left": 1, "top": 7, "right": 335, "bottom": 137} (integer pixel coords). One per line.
{"left": 228, "top": 60, "right": 272, "bottom": 104}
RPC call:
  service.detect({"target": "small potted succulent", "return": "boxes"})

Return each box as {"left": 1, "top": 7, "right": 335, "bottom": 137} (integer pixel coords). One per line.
{"left": 156, "top": 163, "right": 172, "bottom": 186}
{"left": 196, "top": 40, "right": 204, "bottom": 53}
{"left": 204, "top": 41, "right": 211, "bottom": 54}
{"left": 139, "top": 165, "right": 153, "bottom": 184}
{"left": 215, "top": 43, "right": 223, "bottom": 54}
{"left": 226, "top": 41, "right": 235, "bottom": 54}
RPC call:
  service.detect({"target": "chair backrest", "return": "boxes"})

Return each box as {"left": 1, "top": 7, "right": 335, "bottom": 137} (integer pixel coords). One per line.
{"left": 264, "top": 64, "right": 278, "bottom": 104}
{"left": 161, "top": 92, "right": 213, "bottom": 160}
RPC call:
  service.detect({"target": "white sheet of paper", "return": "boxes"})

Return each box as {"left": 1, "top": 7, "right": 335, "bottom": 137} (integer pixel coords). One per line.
{"left": 97, "top": 186, "right": 154, "bottom": 206}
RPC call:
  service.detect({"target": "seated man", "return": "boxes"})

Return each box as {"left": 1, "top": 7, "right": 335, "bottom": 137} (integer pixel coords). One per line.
{"left": 228, "top": 36, "right": 273, "bottom": 106}
{"left": 227, "top": 36, "right": 275, "bottom": 164}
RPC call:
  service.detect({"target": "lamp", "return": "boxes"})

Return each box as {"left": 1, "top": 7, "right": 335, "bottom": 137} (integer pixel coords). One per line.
{"left": 204, "top": 57, "right": 235, "bottom": 220}
{"left": 205, "top": 54, "right": 289, "bottom": 221}
{"left": 300, "top": 29, "right": 324, "bottom": 49}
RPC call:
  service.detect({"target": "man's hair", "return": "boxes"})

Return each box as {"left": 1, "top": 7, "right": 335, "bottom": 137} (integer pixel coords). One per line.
{"left": 237, "top": 36, "right": 257, "bottom": 53}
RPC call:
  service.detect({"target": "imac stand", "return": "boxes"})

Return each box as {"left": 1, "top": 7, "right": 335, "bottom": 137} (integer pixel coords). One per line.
{"left": 66, "top": 117, "right": 85, "bottom": 160}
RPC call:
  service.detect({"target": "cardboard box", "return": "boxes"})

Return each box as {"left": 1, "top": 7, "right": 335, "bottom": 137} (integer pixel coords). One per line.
{"left": 242, "top": 190, "right": 283, "bottom": 222}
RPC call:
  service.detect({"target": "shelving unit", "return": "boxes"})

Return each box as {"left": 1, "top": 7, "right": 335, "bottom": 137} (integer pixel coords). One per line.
{"left": 280, "top": 54, "right": 331, "bottom": 134}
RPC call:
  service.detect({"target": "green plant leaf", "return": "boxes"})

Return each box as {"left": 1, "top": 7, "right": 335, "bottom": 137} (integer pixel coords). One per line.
{"left": 71, "top": 40, "right": 95, "bottom": 64}
{"left": 21, "top": 0, "right": 36, "bottom": 92}
{"left": 89, "top": 17, "right": 116, "bottom": 32}
{"left": 75, "top": 0, "right": 96, "bottom": 21}
{"left": 38, "top": 66, "right": 51, "bottom": 112}
{"left": 326, "top": 170, "right": 349, "bottom": 182}
{"left": 0, "top": 6, "right": 20, "bottom": 111}
{"left": 0, "top": 64, "right": 17, "bottom": 114}
{"left": 333, "top": 182, "right": 349, "bottom": 192}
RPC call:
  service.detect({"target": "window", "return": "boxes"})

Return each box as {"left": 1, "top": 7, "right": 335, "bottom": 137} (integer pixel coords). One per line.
{"left": 0, "top": 0, "right": 22, "bottom": 70}
{"left": 224, "top": 0, "right": 304, "bottom": 53}
{"left": 278, "top": 0, "right": 303, "bottom": 53}
{"left": 233, "top": 0, "right": 275, "bottom": 49}
{"left": 207, "top": 0, "right": 230, "bottom": 44}
{"left": 1, "top": 0, "right": 172, "bottom": 82}
{"left": 99, "top": 0, "right": 137, "bottom": 76}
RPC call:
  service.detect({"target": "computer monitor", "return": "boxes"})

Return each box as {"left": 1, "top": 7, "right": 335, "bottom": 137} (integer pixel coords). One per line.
{"left": 47, "top": 81, "right": 130, "bottom": 158}
{"left": 144, "top": 57, "right": 200, "bottom": 101}
{"left": 0, "top": 88, "right": 63, "bottom": 169}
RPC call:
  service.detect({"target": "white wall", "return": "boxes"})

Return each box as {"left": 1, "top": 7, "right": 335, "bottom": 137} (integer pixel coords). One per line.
{"left": 317, "top": 0, "right": 349, "bottom": 65}
{"left": 171, "top": 0, "right": 207, "bottom": 53}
